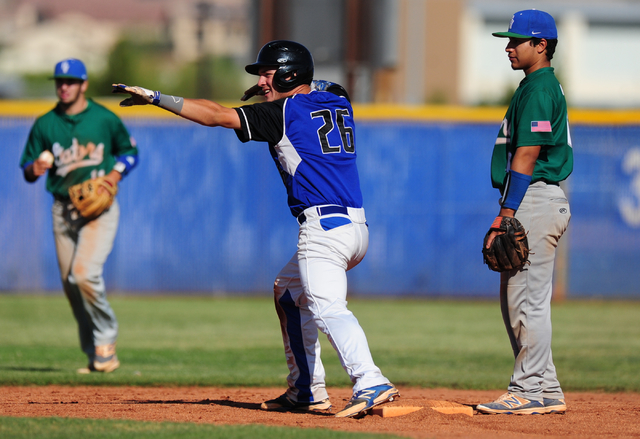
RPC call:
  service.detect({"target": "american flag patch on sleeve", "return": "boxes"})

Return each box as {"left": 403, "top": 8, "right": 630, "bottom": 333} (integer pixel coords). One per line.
{"left": 531, "top": 121, "right": 552, "bottom": 132}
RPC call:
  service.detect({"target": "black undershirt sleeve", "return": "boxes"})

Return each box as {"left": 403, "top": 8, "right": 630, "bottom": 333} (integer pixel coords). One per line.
{"left": 234, "top": 99, "right": 286, "bottom": 144}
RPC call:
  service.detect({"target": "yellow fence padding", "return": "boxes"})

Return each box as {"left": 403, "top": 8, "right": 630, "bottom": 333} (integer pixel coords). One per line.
{"left": 2, "top": 99, "right": 640, "bottom": 125}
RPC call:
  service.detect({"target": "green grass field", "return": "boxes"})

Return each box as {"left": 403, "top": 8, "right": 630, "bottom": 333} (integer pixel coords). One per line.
{"left": 1, "top": 294, "right": 639, "bottom": 438}
{"left": 0, "top": 416, "right": 400, "bottom": 439}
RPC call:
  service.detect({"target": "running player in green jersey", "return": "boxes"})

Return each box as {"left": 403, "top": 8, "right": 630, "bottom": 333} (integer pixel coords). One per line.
{"left": 476, "top": 10, "right": 573, "bottom": 415}
{"left": 20, "top": 58, "right": 138, "bottom": 373}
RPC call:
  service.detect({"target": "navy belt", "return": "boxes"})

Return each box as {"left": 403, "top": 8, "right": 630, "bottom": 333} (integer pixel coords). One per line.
{"left": 532, "top": 179, "right": 559, "bottom": 186}
{"left": 298, "top": 205, "right": 348, "bottom": 225}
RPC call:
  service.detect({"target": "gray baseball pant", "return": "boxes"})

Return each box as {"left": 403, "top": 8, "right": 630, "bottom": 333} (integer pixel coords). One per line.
{"left": 52, "top": 198, "right": 119, "bottom": 362}
{"left": 501, "top": 182, "right": 571, "bottom": 402}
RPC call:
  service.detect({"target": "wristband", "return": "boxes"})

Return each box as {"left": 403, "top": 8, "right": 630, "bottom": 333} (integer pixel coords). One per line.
{"left": 151, "top": 90, "right": 160, "bottom": 105}
{"left": 114, "top": 155, "right": 138, "bottom": 177}
{"left": 501, "top": 170, "right": 531, "bottom": 211}
{"left": 113, "top": 161, "right": 126, "bottom": 174}
{"left": 158, "top": 93, "right": 185, "bottom": 113}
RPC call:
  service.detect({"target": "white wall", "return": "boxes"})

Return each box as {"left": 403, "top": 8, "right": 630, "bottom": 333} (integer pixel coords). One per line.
{"left": 461, "top": 0, "right": 640, "bottom": 108}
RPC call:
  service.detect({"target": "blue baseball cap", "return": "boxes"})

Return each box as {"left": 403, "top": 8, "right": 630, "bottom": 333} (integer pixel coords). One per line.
{"left": 51, "top": 58, "right": 88, "bottom": 81}
{"left": 493, "top": 9, "right": 557, "bottom": 39}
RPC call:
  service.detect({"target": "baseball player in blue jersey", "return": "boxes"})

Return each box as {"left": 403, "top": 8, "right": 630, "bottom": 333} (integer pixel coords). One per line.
{"left": 20, "top": 58, "right": 139, "bottom": 374}
{"left": 113, "top": 40, "right": 398, "bottom": 418}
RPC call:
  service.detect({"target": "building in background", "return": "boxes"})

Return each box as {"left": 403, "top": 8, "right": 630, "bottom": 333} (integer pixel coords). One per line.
{"left": 1, "top": 0, "right": 639, "bottom": 107}
{"left": 0, "top": 0, "right": 250, "bottom": 98}
{"left": 251, "top": 0, "right": 640, "bottom": 108}
{"left": 0, "top": 0, "right": 162, "bottom": 96}
{"left": 459, "top": 0, "right": 640, "bottom": 108}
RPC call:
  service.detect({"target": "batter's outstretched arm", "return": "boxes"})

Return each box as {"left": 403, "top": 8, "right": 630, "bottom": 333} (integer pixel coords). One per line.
{"left": 112, "top": 84, "right": 241, "bottom": 130}
{"left": 179, "top": 99, "right": 241, "bottom": 129}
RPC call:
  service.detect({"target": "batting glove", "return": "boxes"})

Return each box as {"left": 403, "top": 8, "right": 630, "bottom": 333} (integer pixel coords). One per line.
{"left": 112, "top": 83, "right": 160, "bottom": 107}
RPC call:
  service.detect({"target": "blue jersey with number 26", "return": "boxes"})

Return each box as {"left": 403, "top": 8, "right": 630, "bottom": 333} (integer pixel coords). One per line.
{"left": 235, "top": 91, "right": 363, "bottom": 217}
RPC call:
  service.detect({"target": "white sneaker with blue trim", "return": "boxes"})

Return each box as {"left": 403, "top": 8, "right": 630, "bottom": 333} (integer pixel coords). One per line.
{"left": 334, "top": 383, "right": 400, "bottom": 418}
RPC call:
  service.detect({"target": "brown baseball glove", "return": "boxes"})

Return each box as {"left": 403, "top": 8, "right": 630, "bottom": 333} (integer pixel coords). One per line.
{"left": 68, "top": 177, "right": 118, "bottom": 219}
{"left": 482, "top": 216, "right": 530, "bottom": 272}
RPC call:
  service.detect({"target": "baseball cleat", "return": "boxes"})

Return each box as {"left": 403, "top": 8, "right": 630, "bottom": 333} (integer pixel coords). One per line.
{"left": 77, "top": 343, "right": 120, "bottom": 373}
{"left": 77, "top": 357, "right": 121, "bottom": 374}
{"left": 334, "top": 383, "right": 400, "bottom": 418}
{"left": 476, "top": 392, "right": 545, "bottom": 415}
{"left": 260, "top": 394, "right": 332, "bottom": 412}
{"left": 542, "top": 398, "right": 567, "bottom": 414}
{"left": 93, "top": 343, "right": 120, "bottom": 373}
{"left": 93, "top": 355, "right": 120, "bottom": 373}
{"left": 76, "top": 364, "right": 95, "bottom": 374}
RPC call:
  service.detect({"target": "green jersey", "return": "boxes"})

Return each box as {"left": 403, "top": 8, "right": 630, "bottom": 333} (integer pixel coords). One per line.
{"left": 20, "top": 99, "right": 137, "bottom": 198}
{"left": 490, "top": 67, "right": 573, "bottom": 190}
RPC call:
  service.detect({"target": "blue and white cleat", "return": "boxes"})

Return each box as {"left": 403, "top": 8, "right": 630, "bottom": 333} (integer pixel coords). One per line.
{"left": 476, "top": 392, "right": 545, "bottom": 415}
{"left": 335, "top": 384, "right": 400, "bottom": 418}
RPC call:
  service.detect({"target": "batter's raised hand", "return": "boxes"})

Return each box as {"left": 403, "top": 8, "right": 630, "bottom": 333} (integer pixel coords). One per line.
{"left": 112, "top": 84, "right": 159, "bottom": 107}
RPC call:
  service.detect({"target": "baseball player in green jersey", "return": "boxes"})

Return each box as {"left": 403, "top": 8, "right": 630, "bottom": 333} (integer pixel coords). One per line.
{"left": 476, "top": 10, "right": 573, "bottom": 415}
{"left": 20, "top": 58, "right": 138, "bottom": 373}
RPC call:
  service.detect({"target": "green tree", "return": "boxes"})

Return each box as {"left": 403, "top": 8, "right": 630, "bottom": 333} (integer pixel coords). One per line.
{"left": 91, "top": 37, "right": 245, "bottom": 101}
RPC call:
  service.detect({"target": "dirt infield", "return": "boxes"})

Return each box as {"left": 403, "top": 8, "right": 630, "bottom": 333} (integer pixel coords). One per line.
{"left": 1, "top": 386, "right": 639, "bottom": 438}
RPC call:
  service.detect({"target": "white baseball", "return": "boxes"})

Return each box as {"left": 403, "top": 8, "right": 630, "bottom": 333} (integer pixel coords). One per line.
{"left": 39, "top": 150, "right": 54, "bottom": 166}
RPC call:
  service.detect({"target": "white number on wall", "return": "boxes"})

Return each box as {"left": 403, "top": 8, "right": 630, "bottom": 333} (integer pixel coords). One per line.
{"left": 619, "top": 148, "right": 640, "bottom": 227}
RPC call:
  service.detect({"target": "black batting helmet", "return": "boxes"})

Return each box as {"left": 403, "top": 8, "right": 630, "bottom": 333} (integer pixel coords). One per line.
{"left": 245, "top": 40, "right": 314, "bottom": 92}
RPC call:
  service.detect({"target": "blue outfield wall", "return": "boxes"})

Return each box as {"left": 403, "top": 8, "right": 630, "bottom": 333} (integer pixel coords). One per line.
{"left": 1, "top": 115, "right": 639, "bottom": 297}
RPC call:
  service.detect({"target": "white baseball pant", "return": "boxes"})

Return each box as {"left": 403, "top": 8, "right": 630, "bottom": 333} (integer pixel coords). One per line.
{"left": 273, "top": 205, "right": 390, "bottom": 403}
